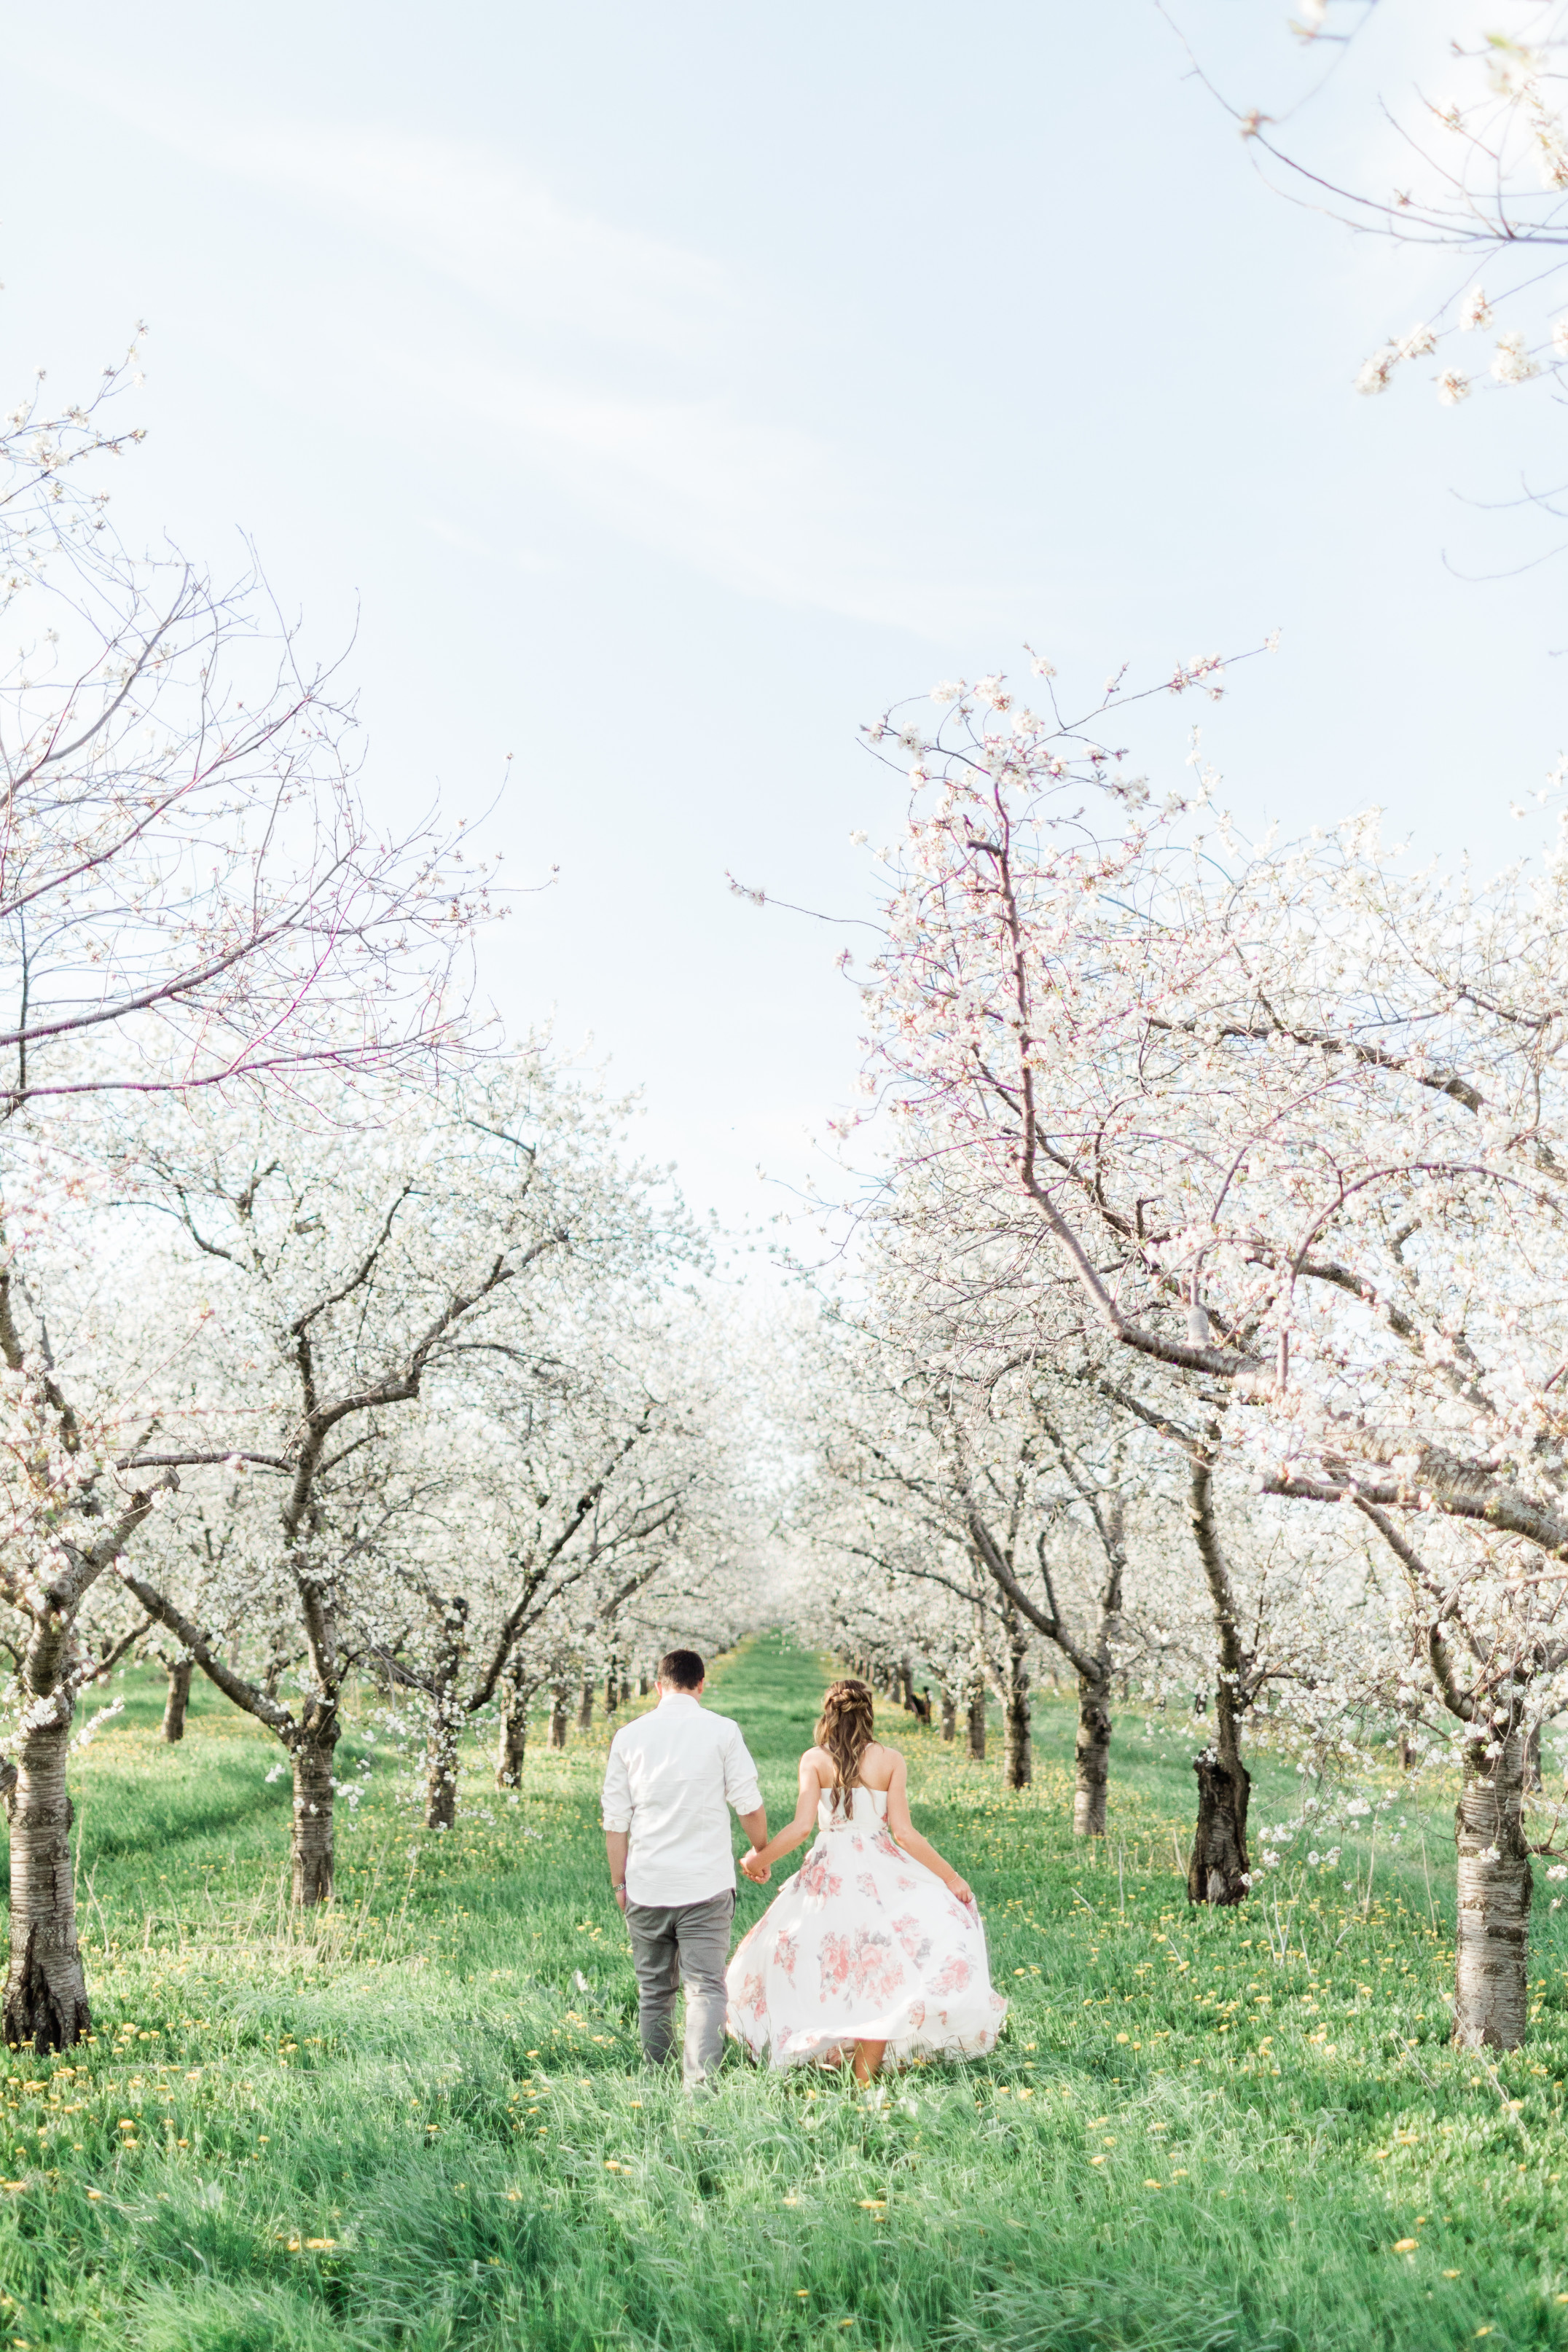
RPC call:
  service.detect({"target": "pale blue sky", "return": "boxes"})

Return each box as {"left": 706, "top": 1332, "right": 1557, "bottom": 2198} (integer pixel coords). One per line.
{"left": 7, "top": 2, "right": 1561, "bottom": 1226}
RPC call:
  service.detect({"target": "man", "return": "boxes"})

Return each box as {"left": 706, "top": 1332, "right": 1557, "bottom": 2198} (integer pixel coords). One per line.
{"left": 601, "top": 1647, "right": 768, "bottom": 2087}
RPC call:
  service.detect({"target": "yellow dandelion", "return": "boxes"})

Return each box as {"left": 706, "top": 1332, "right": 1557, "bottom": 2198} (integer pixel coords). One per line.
{"left": 1393, "top": 2240, "right": 1418, "bottom": 2254}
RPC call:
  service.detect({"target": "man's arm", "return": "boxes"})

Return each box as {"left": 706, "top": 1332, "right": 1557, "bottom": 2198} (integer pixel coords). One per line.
{"left": 602, "top": 1736, "right": 632, "bottom": 1912}
{"left": 737, "top": 1806, "right": 769, "bottom": 1878}
{"left": 722, "top": 1721, "right": 769, "bottom": 1878}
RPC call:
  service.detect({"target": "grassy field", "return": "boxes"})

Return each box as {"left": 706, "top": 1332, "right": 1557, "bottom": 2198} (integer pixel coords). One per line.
{"left": 0, "top": 1636, "right": 1564, "bottom": 2348}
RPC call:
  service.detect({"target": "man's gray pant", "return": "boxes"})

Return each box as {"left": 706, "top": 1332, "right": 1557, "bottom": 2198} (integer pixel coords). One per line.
{"left": 624, "top": 1889, "right": 734, "bottom": 2085}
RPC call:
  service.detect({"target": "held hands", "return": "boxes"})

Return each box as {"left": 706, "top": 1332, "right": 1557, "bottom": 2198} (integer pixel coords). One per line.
{"left": 741, "top": 1849, "right": 772, "bottom": 1884}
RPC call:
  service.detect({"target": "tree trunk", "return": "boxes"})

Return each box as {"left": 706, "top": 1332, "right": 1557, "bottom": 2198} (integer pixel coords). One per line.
{"left": 1002, "top": 1630, "right": 1032, "bottom": 1792}
{"left": 939, "top": 1687, "right": 957, "bottom": 1744}
{"left": 1185, "top": 1443, "right": 1252, "bottom": 1906}
{"left": 1074, "top": 1674, "right": 1112, "bottom": 1837}
{"left": 495, "top": 1680, "right": 528, "bottom": 1790}
{"left": 898, "top": 1659, "right": 914, "bottom": 1710}
{"left": 161, "top": 1658, "right": 193, "bottom": 1744}
{"left": 577, "top": 1674, "right": 595, "bottom": 1732}
{"left": 1187, "top": 1685, "right": 1251, "bottom": 1906}
{"left": 638, "top": 1668, "right": 650, "bottom": 1697}
{"left": 604, "top": 1658, "right": 620, "bottom": 1717}
{"left": 549, "top": 1685, "right": 569, "bottom": 1749}
{"left": 1524, "top": 1722, "right": 1543, "bottom": 1792}
{"left": 966, "top": 1685, "right": 987, "bottom": 1763}
{"left": 1453, "top": 1723, "right": 1532, "bottom": 2049}
{"left": 423, "top": 1607, "right": 467, "bottom": 1832}
{"left": 425, "top": 1696, "right": 461, "bottom": 1831}
{"left": 291, "top": 1718, "right": 339, "bottom": 1907}
{"left": 4, "top": 1710, "right": 90, "bottom": 2052}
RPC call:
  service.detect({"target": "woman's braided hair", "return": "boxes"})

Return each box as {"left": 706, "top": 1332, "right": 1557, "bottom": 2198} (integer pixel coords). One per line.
{"left": 816, "top": 1679, "right": 877, "bottom": 1816}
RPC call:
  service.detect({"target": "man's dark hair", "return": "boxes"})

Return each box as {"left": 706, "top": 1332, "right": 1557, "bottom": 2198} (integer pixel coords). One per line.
{"left": 659, "top": 1649, "right": 705, "bottom": 1690}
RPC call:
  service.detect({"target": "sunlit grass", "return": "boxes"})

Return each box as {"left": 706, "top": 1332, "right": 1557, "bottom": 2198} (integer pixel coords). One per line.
{"left": 0, "top": 1639, "right": 1564, "bottom": 2345}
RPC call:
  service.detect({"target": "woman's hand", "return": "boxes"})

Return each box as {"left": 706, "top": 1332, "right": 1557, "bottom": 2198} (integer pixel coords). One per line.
{"left": 948, "top": 1876, "right": 973, "bottom": 1908}
{"left": 741, "top": 1849, "right": 772, "bottom": 1883}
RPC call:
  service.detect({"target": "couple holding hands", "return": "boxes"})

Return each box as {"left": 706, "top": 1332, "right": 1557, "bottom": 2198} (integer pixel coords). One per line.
{"left": 601, "top": 1650, "right": 1006, "bottom": 2088}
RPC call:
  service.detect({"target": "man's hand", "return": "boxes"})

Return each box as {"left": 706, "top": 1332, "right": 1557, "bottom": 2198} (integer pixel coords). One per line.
{"left": 614, "top": 1884, "right": 628, "bottom": 1913}
{"left": 740, "top": 1850, "right": 770, "bottom": 1884}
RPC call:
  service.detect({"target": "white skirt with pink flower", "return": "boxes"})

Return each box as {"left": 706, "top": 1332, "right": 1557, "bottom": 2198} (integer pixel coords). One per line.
{"left": 725, "top": 1788, "right": 1007, "bottom": 2071}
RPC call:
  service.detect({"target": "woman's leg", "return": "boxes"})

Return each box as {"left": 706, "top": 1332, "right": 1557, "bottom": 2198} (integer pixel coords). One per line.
{"left": 852, "top": 2039, "right": 887, "bottom": 2085}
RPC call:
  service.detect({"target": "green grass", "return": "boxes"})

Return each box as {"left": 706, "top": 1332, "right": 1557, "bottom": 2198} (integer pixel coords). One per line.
{"left": 0, "top": 1636, "right": 1566, "bottom": 2347}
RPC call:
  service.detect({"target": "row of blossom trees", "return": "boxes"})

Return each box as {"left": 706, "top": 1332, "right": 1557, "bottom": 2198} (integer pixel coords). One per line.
{"left": 766, "top": 640, "right": 1568, "bottom": 2051}
{"left": 0, "top": 360, "right": 755, "bottom": 2050}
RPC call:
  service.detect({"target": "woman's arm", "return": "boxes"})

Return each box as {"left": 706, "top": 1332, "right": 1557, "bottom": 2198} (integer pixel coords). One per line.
{"left": 884, "top": 1752, "right": 973, "bottom": 1904}
{"left": 741, "top": 1752, "right": 823, "bottom": 1878}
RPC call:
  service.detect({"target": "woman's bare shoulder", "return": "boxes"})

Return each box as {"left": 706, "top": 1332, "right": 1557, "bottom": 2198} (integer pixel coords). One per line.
{"left": 859, "top": 1741, "right": 902, "bottom": 1788}
{"left": 799, "top": 1744, "right": 832, "bottom": 1779}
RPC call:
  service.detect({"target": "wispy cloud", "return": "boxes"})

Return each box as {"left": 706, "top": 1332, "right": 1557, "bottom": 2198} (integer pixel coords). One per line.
{"left": 193, "top": 121, "right": 732, "bottom": 360}
{"left": 20, "top": 58, "right": 1019, "bottom": 635}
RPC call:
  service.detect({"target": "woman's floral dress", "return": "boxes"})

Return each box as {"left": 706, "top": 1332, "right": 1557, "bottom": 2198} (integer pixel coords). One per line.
{"left": 726, "top": 1784, "right": 1007, "bottom": 2071}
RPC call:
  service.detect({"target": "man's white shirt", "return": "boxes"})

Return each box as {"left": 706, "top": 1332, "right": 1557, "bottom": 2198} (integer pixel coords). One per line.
{"left": 601, "top": 1692, "right": 763, "bottom": 1907}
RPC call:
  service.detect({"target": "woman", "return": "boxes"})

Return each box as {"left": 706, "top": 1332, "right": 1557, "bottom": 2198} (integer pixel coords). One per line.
{"left": 726, "top": 1678, "right": 1006, "bottom": 2083}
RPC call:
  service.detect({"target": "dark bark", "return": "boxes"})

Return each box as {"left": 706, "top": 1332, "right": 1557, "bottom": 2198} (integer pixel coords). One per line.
{"left": 161, "top": 1657, "right": 193, "bottom": 1743}
{"left": 1453, "top": 1722, "right": 1532, "bottom": 2048}
{"left": 604, "top": 1658, "right": 620, "bottom": 1717}
{"left": 291, "top": 1714, "right": 339, "bottom": 1906}
{"left": 1187, "top": 1736, "right": 1252, "bottom": 1907}
{"left": 577, "top": 1674, "right": 595, "bottom": 1732}
{"left": 1000, "top": 1607, "right": 1032, "bottom": 1792}
{"left": 966, "top": 1685, "right": 987, "bottom": 1763}
{"left": 939, "top": 1687, "right": 957, "bottom": 1744}
{"left": 1185, "top": 1441, "right": 1252, "bottom": 1906}
{"left": 1074, "top": 1674, "right": 1112, "bottom": 1838}
{"left": 549, "top": 1685, "right": 569, "bottom": 1749}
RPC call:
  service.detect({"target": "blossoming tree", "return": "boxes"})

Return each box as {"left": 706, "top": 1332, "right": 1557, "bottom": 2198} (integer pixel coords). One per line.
{"left": 0, "top": 356, "right": 494, "bottom": 2049}
{"left": 836, "top": 651, "right": 1568, "bottom": 2043}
